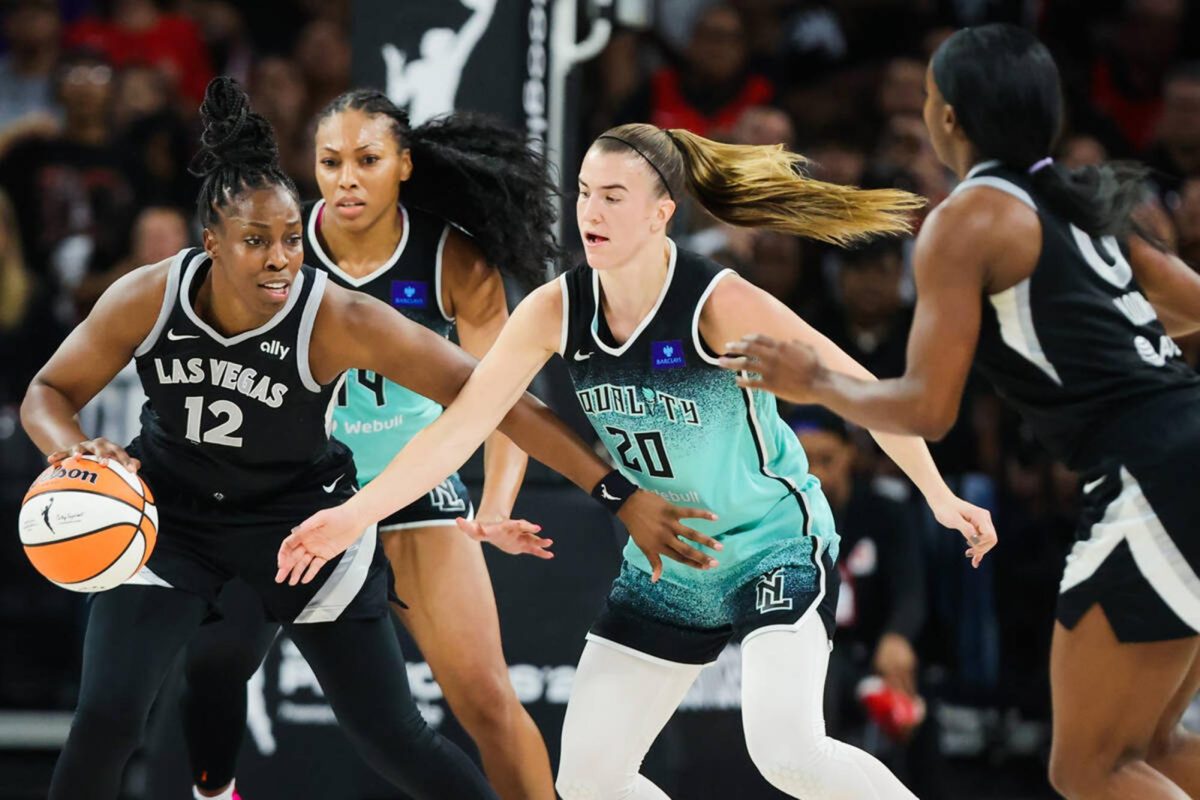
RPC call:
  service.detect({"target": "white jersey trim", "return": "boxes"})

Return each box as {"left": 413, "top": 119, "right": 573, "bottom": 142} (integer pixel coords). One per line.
{"left": 590, "top": 238, "right": 678, "bottom": 356}
{"left": 952, "top": 174, "right": 1036, "bottom": 211}
{"left": 691, "top": 268, "right": 735, "bottom": 366}
{"left": 179, "top": 254, "right": 306, "bottom": 347}
{"left": 306, "top": 200, "right": 411, "bottom": 287}
{"left": 293, "top": 521, "right": 378, "bottom": 624}
{"left": 124, "top": 565, "right": 174, "bottom": 588}
{"left": 134, "top": 249, "right": 187, "bottom": 357}
{"left": 378, "top": 504, "right": 475, "bottom": 532}
{"left": 557, "top": 273, "right": 570, "bottom": 356}
{"left": 988, "top": 277, "right": 1063, "bottom": 385}
{"left": 434, "top": 224, "right": 456, "bottom": 323}
{"left": 1061, "top": 467, "right": 1200, "bottom": 633}
{"left": 296, "top": 270, "right": 330, "bottom": 393}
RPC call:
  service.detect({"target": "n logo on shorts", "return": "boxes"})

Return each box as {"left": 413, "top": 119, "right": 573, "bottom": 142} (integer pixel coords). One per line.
{"left": 429, "top": 479, "right": 467, "bottom": 513}
{"left": 755, "top": 568, "right": 794, "bottom": 614}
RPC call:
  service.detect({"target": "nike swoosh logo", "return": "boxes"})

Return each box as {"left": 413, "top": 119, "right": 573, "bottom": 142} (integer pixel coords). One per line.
{"left": 167, "top": 329, "right": 200, "bottom": 341}
{"left": 322, "top": 475, "right": 343, "bottom": 493}
{"left": 573, "top": 351, "right": 592, "bottom": 361}
{"left": 1082, "top": 476, "right": 1105, "bottom": 495}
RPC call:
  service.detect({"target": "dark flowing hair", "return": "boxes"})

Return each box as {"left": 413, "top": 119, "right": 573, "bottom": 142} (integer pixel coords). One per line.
{"left": 318, "top": 90, "right": 562, "bottom": 287}
{"left": 188, "top": 77, "right": 299, "bottom": 229}
{"left": 931, "top": 24, "right": 1147, "bottom": 239}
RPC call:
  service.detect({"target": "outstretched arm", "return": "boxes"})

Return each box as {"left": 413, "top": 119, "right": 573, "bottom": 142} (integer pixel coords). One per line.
{"left": 442, "top": 230, "right": 528, "bottom": 523}
{"left": 706, "top": 267, "right": 995, "bottom": 564}
{"left": 284, "top": 281, "right": 721, "bottom": 583}
{"left": 1128, "top": 234, "right": 1200, "bottom": 338}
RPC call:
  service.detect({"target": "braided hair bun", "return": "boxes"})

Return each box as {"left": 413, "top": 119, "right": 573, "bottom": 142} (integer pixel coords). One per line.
{"left": 190, "top": 77, "right": 297, "bottom": 228}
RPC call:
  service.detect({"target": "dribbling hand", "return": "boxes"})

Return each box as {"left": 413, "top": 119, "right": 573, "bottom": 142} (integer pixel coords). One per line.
{"left": 48, "top": 438, "right": 141, "bottom": 474}
{"left": 457, "top": 516, "right": 554, "bottom": 559}
{"left": 617, "top": 491, "right": 723, "bottom": 583}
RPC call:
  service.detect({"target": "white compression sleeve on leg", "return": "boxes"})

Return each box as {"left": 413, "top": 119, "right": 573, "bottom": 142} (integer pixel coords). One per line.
{"left": 742, "top": 613, "right": 918, "bottom": 800}
{"left": 556, "top": 639, "right": 704, "bottom": 800}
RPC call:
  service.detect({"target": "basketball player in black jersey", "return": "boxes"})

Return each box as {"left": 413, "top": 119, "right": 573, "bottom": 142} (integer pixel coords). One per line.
{"left": 19, "top": 78, "right": 718, "bottom": 800}
{"left": 727, "top": 25, "right": 1200, "bottom": 800}
{"left": 179, "top": 91, "right": 560, "bottom": 800}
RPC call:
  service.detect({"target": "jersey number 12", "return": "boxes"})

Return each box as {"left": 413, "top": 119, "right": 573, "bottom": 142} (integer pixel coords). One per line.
{"left": 183, "top": 396, "right": 244, "bottom": 447}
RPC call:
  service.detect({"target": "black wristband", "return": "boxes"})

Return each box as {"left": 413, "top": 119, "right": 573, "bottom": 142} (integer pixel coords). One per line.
{"left": 591, "top": 469, "right": 639, "bottom": 513}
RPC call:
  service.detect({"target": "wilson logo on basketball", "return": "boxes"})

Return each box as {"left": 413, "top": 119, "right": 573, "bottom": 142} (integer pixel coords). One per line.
{"left": 37, "top": 466, "right": 100, "bottom": 485}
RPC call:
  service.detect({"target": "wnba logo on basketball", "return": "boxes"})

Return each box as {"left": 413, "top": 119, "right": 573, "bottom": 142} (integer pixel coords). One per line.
{"left": 36, "top": 465, "right": 100, "bottom": 485}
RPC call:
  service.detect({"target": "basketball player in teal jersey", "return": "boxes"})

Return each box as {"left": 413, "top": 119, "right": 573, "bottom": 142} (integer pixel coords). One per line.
{"left": 279, "top": 123, "right": 997, "bottom": 799}
{"left": 180, "top": 91, "right": 563, "bottom": 800}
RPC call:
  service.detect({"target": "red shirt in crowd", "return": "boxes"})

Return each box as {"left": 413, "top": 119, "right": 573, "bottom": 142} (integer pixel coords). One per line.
{"left": 65, "top": 14, "right": 214, "bottom": 104}
{"left": 648, "top": 68, "right": 774, "bottom": 137}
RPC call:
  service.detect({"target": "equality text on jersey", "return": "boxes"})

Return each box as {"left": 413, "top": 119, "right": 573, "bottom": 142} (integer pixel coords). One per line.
{"left": 575, "top": 383, "right": 702, "bottom": 426}
{"left": 153, "top": 357, "right": 289, "bottom": 408}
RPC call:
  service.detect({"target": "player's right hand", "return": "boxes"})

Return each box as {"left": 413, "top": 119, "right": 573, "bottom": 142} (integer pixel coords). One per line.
{"left": 617, "top": 491, "right": 722, "bottom": 583}
{"left": 277, "top": 505, "right": 363, "bottom": 586}
{"left": 48, "top": 438, "right": 141, "bottom": 474}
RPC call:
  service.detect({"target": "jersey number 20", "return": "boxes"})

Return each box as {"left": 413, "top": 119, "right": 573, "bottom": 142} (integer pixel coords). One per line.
{"left": 605, "top": 426, "right": 674, "bottom": 479}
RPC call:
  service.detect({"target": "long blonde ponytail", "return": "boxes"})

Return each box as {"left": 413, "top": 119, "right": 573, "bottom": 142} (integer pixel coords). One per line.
{"left": 594, "top": 123, "right": 925, "bottom": 246}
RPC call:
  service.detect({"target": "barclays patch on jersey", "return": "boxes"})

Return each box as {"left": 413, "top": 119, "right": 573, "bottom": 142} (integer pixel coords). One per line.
{"left": 391, "top": 280, "right": 428, "bottom": 308}
{"left": 651, "top": 339, "right": 686, "bottom": 370}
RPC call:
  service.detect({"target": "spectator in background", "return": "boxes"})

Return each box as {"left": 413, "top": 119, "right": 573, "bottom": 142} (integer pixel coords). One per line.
{"left": 72, "top": 204, "right": 188, "bottom": 313}
{"left": 791, "top": 407, "right": 943, "bottom": 800}
{"left": 727, "top": 104, "right": 794, "bottom": 148}
{"left": 1144, "top": 62, "right": 1200, "bottom": 203}
{"left": 619, "top": 3, "right": 773, "bottom": 137}
{"left": 1088, "top": 0, "right": 1186, "bottom": 153}
{"left": 0, "top": 0, "right": 61, "bottom": 130}
{"left": 876, "top": 57, "right": 926, "bottom": 120}
{"left": 816, "top": 237, "right": 911, "bottom": 379}
{"left": 1059, "top": 132, "right": 1108, "bottom": 169}
{"left": 293, "top": 18, "right": 351, "bottom": 121}
{"left": 186, "top": 0, "right": 255, "bottom": 85}
{"left": 64, "top": 0, "right": 214, "bottom": 105}
{"left": 250, "top": 55, "right": 315, "bottom": 197}
{"left": 0, "top": 189, "right": 58, "bottom": 406}
{"left": 0, "top": 49, "right": 136, "bottom": 325}
{"left": 110, "top": 62, "right": 170, "bottom": 133}
{"left": 1175, "top": 176, "right": 1200, "bottom": 266}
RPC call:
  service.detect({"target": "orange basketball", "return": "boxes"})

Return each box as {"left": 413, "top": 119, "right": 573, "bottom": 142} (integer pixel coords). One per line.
{"left": 19, "top": 455, "right": 158, "bottom": 592}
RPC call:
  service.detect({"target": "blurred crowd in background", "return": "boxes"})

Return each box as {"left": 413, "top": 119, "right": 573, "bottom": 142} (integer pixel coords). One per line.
{"left": 1, "top": 1, "right": 1199, "bottom": 797}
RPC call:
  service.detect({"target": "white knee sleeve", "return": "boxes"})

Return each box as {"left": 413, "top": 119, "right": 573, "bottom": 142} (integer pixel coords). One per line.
{"left": 556, "top": 639, "right": 701, "bottom": 800}
{"left": 742, "top": 614, "right": 918, "bottom": 800}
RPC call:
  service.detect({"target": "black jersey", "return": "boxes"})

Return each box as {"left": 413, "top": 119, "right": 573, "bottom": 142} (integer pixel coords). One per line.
{"left": 302, "top": 200, "right": 454, "bottom": 338}
{"left": 133, "top": 248, "right": 347, "bottom": 504}
{"left": 964, "top": 161, "right": 1200, "bottom": 470}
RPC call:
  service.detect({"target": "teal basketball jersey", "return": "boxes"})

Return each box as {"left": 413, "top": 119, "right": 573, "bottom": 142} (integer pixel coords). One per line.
{"left": 303, "top": 200, "right": 454, "bottom": 483}
{"left": 559, "top": 241, "right": 839, "bottom": 588}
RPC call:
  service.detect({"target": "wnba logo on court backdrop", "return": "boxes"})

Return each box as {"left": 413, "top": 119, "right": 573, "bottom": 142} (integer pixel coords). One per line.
{"left": 755, "top": 568, "right": 793, "bottom": 614}
{"left": 651, "top": 340, "right": 686, "bottom": 370}
{"left": 380, "top": 0, "right": 497, "bottom": 126}
{"left": 391, "top": 280, "right": 428, "bottom": 308}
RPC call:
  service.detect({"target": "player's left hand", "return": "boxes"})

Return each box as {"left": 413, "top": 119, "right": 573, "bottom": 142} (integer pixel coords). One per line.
{"left": 718, "top": 334, "right": 822, "bottom": 403}
{"left": 927, "top": 494, "right": 998, "bottom": 568}
{"left": 276, "top": 504, "right": 365, "bottom": 586}
{"left": 457, "top": 516, "right": 554, "bottom": 559}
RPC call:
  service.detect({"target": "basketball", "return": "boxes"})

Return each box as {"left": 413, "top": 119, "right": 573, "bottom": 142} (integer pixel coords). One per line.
{"left": 18, "top": 455, "right": 158, "bottom": 593}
